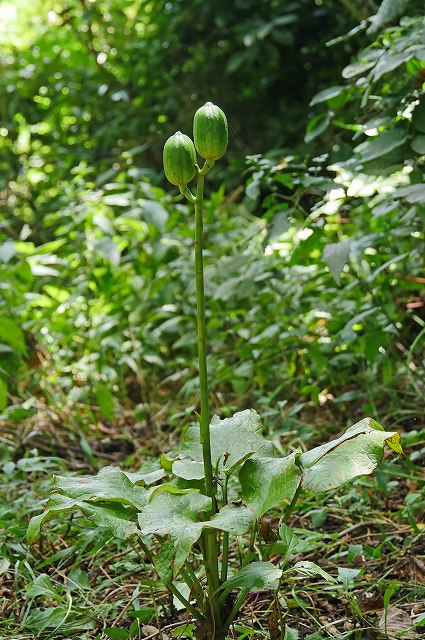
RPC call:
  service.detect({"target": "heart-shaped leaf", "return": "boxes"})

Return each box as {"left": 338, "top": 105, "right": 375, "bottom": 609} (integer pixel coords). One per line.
{"left": 299, "top": 418, "right": 400, "bottom": 492}
{"left": 239, "top": 452, "right": 301, "bottom": 517}
{"left": 55, "top": 467, "right": 149, "bottom": 510}
{"left": 177, "top": 409, "right": 273, "bottom": 480}
{"left": 138, "top": 491, "right": 254, "bottom": 577}
{"left": 28, "top": 493, "right": 139, "bottom": 544}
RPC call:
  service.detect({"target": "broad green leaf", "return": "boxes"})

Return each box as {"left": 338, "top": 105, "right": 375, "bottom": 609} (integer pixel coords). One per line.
{"left": 0, "top": 240, "right": 15, "bottom": 263}
{"left": 138, "top": 492, "right": 212, "bottom": 575}
{"left": 322, "top": 241, "right": 351, "bottom": 285}
{"left": 394, "top": 184, "right": 425, "bottom": 203}
{"left": 138, "top": 491, "right": 254, "bottom": 577}
{"left": 337, "top": 567, "right": 362, "bottom": 589}
{"left": 27, "top": 493, "right": 139, "bottom": 544}
{"left": 292, "top": 561, "right": 336, "bottom": 583}
{"left": 354, "top": 129, "right": 407, "bottom": 162}
{"left": 216, "top": 561, "right": 282, "bottom": 593}
{"left": 94, "top": 381, "right": 115, "bottom": 420}
{"left": 94, "top": 237, "right": 121, "bottom": 266}
{"left": 172, "top": 459, "right": 205, "bottom": 480}
{"left": 310, "top": 86, "right": 344, "bottom": 106}
{"left": 67, "top": 568, "right": 91, "bottom": 591}
{"left": 208, "top": 503, "right": 255, "bottom": 536}
{"left": 284, "top": 627, "right": 299, "bottom": 640}
{"left": 239, "top": 452, "right": 301, "bottom": 517}
{"left": 55, "top": 467, "right": 149, "bottom": 510}
{"left": 123, "top": 468, "right": 166, "bottom": 486}
{"left": 411, "top": 135, "right": 425, "bottom": 155}
{"left": 299, "top": 418, "right": 399, "bottom": 492}
{"left": 342, "top": 59, "right": 376, "bottom": 79}
{"left": 104, "top": 628, "right": 129, "bottom": 639}
{"left": 148, "top": 483, "right": 199, "bottom": 500}
{"left": 372, "top": 51, "right": 413, "bottom": 81}
{"left": 367, "top": 0, "right": 409, "bottom": 34}
{"left": 178, "top": 409, "right": 273, "bottom": 479}
{"left": 0, "top": 316, "right": 27, "bottom": 354}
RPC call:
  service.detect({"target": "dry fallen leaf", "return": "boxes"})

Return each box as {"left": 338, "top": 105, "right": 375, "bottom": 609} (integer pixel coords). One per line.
{"left": 378, "top": 605, "right": 418, "bottom": 639}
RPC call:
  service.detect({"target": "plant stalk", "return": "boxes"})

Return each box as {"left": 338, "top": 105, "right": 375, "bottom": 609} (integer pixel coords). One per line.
{"left": 194, "top": 166, "right": 222, "bottom": 629}
{"left": 220, "top": 476, "right": 229, "bottom": 582}
{"left": 194, "top": 170, "right": 215, "bottom": 504}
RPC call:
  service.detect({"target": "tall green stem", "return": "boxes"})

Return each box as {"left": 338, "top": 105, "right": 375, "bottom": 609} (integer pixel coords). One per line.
{"left": 194, "top": 167, "right": 222, "bottom": 632}
{"left": 194, "top": 171, "right": 214, "bottom": 502}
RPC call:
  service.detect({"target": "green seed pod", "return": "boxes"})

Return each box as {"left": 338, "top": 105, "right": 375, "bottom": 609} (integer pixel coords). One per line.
{"left": 193, "top": 102, "right": 228, "bottom": 162}
{"left": 163, "top": 131, "right": 197, "bottom": 187}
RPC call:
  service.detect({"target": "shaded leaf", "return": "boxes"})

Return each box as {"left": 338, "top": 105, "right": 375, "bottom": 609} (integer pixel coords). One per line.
{"left": 322, "top": 241, "right": 351, "bottom": 285}
{"left": 394, "top": 184, "right": 425, "bottom": 203}
{"left": 240, "top": 452, "right": 301, "bottom": 517}
{"left": 411, "top": 135, "right": 425, "bottom": 155}
{"left": 138, "top": 491, "right": 253, "bottom": 578}
{"left": 354, "top": 129, "right": 407, "bottom": 162}
{"left": 0, "top": 316, "right": 27, "bottom": 354}
{"left": 367, "top": 0, "right": 409, "bottom": 35}
{"left": 292, "top": 561, "right": 336, "bottom": 583}
{"left": 28, "top": 493, "right": 139, "bottom": 543}
{"left": 217, "top": 561, "right": 282, "bottom": 593}
{"left": 310, "top": 86, "right": 344, "bottom": 106}
{"left": 305, "top": 113, "right": 331, "bottom": 144}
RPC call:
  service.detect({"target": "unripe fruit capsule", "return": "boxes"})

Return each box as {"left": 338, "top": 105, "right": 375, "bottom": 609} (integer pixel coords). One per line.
{"left": 193, "top": 102, "right": 228, "bottom": 163}
{"left": 163, "top": 131, "right": 197, "bottom": 187}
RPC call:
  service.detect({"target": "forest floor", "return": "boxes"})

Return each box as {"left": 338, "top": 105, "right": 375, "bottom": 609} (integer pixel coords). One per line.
{"left": 1, "top": 403, "right": 424, "bottom": 640}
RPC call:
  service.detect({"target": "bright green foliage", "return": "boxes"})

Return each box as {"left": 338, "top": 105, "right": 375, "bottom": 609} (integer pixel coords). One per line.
{"left": 28, "top": 409, "right": 401, "bottom": 635}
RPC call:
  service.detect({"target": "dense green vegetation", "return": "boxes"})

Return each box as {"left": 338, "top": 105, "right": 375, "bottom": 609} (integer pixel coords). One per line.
{"left": 0, "top": 1, "right": 424, "bottom": 638}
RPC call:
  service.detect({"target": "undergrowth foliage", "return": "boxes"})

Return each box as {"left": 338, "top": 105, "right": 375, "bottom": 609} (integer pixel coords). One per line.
{"left": 28, "top": 103, "right": 403, "bottom": 640}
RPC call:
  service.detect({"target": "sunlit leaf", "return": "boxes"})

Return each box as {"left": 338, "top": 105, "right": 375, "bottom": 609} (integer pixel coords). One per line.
{"left": 178, "top": 409, "right": 273, "bottom": 479}
{"left": 54, "top": 468, "right": 149, "bottom": 510}
{"left": 299, "top": 418, "right": 399, "bottom": 493}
